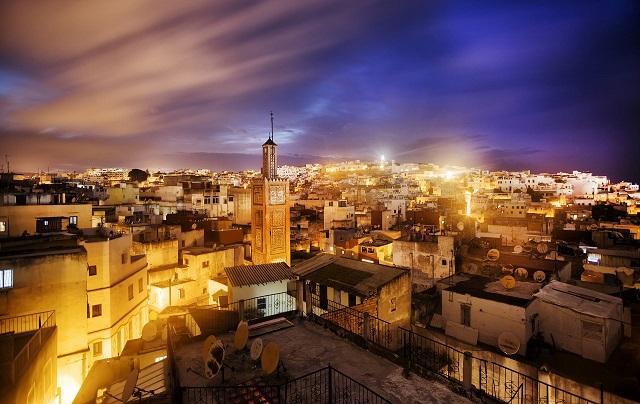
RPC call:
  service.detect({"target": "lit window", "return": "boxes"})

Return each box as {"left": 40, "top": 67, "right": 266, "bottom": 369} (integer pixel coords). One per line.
{"left": 69, "top": 216, "right": 78, "bottom": 225}
{"left": 93, "top": 341, "right": 103, "bottom": 356}
{"left": 257, "top": 297, "right": 266, "bottom": 310}
{"left": 0, "top": 269, "right": 13, "bottom": 289}
{"left": 0, "top": 221, "right": 6, "bottom": 232}
{"left": 128, "top": 284, "right": 133, "bottom": 300}
{"left": 92, "top": 304, "right": 102, "bottom": 317}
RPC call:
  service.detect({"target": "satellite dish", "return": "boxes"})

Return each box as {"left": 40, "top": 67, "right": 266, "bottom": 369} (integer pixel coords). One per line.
{"left": 141, "top": 322, "right": 158, "bottom": 342}
{"left": 501, "top": 275, "right": 516, "bottom": 289}
{"left": 588, "top": 224, "right": 598, "bottom": 231}
{"left": 191, "top": 223, "right": 197, "bottom": 230}
{"left": 502, "top": 264, "right": 514, "bottom": 275}
{"left": 205, "top": 340, "right": 225, "bottom": 379}
{"left": 250, "top": 338, "right": 264, "bottom": 360}
{"left": 457, "top": 222, "right": 464, "bottom": 231}
{"left": 533, "top": 271, "right": 546, "bottom": 282}
{"left": 261, "top": 342, "right": 280, "bottom": 375}
{"left": 498, "top": 332, "right": 520, "bottom": 355}
{"left": 121, "top": 368, "right": 139, "bottom": 402}
{"left": 234, "top": 324, "right": 249, "bottom": 350}
{"left": 487, "top": 249, "right": 500, "bottom": 261}
{"left": 202, "top": 335, "right": 218, "bottom": 362}
{"left": 467, "top": 263, "right": 478, "bottom": 274}
{"left": 537, "top": 243, "right": 549, "bottom": 254}
{"left": 523, "top": 245, "right": 532, "bottom": 253}
{"left": 513, "top": 245, "right": 523, "bottom": 254}
{"left": 514, "top": 267, "right": 528, "bottom": 278}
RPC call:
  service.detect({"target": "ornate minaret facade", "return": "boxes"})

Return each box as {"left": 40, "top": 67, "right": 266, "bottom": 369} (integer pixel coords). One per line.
{"left": 251, "top": 112, "right": 290, "bottom": 265}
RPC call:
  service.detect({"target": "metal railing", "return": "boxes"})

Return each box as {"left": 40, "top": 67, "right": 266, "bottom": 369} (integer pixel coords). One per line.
{"left": 0, "top": 310, "right": 55, "bottom": 334}
{"left": 399, "top": 326, "right": 464, "bottom": 381}
{"left": 181, "top": 365, "right": 391, "bottom": 404}
{"left": 0, "top": 311, "right": 56, "bottom": 386}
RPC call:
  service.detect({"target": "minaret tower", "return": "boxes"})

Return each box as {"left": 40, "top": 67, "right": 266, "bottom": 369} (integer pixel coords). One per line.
{"left": 251, "top": 112, "right": 290, "bottom": 265}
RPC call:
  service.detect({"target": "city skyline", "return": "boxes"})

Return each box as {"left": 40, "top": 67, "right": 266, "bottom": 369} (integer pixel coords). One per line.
{"left": 1, "top": 1, "right": 639, "bottom": 182}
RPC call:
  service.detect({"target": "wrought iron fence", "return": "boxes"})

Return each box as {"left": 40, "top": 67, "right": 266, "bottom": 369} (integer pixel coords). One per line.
{"left": 399, "top": 326, "right": 464, "bottom": 382}
{"left": 479, "top": 360, "right": 598, "bottom": 404}
{"left": 243, "top": 292, "right": 297, "bottom": 321}
{"left": 181, "top": 365, "right": 391, "bottom": 404}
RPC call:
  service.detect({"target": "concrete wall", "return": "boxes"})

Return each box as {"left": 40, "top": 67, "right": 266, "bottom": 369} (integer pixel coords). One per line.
{"left": 0, "top": 204, "right": 92, "bottom": 238}
{"left": 441, "top": 291, "right": 530, "bottom": 356}
{"left": 377, "top": 272, "right": 411, "bottom": 330}
{"left": 229, "top": 281, "right": 287, "bottom": 303}
{"left": 132, "top": 239, "right": 178, "bottom": 269}
{"left": 393, "top": 237, "right": 454, "bottom": 280}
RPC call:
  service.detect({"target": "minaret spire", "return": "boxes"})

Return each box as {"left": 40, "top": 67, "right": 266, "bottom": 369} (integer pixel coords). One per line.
{"left": 270, "top": 111, "right": 274, "bottom": 141}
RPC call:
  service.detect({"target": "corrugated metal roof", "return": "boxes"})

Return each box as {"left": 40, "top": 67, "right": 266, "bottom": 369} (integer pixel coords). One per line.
{"left": 225, "top": 262, "right": 292, "bottom": 287}
{"left": 534, "top": 280, "right": 622, "bottom": 318}
{"left": 291, "top": 253, "right": 337, "bottom": 277}
{"left": 292, "top": 253, "right": 407, "bottom": 297}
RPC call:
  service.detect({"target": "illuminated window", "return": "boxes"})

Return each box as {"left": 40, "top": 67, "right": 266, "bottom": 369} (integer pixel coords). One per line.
{"left": 69, "top": 216, "right": 78, "bottom": 225}
{"left": 128, "top": 284, "right": 133, "bottom": 300}
{"left": 92, "top": 304, "right": 102, "bottom": 317}
{"left": 0, "top": 269, "right": 13, "bottom": 289}
{"left": 93, "top": 341, "right": 103, "bottom": 356}
{"left": 138, "top": 278, "right": 143, "bottom": 293}
{"left": 88, "top": 265, "right": 97, "bottom": 276}
{"left": 0, "top": 221, "right": 6, "bottom": 232}
{"left": 257, "top": 297, "right": 266, "bottom": 310}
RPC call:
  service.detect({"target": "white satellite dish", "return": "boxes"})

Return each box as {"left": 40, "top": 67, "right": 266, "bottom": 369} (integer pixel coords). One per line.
{"left": 467, "top": 263, "right": 478, "bottom": 274}
{"left": 121, "top": 368, "right": 139, "bottom": 402}
{"left": 205, "top": 340, "right": 225, "bottom": 379}
{"left": 250, "top": 338, "right": 264, "bottom": 360}
{"left": 533, "top": 271, "right": 546, "bottom": 282}
{"left": 501, "top": 275, "right": 516, "bottom": 289}
{"left": 513, "top": 245, "right": 523, "bottom": 254}
{"left": 141, "top": 322, "right": 158, "bottom": 342}
{"left": 487, "top": 249, "right": 500, "bottom": 261}
{"left": 537, "top": 243, "right": 549, "bottom": 254}
{"left": 457, "top": 222, "right": 464, "bottom": 231}
{"left": 498, "top": 332, "right": 520, "bottom": 355}
{"left": 261, "top": 342, "right": 280, "bottom": 375}
{"left": 514, "top": 267, "right": 528, "bottom": 279}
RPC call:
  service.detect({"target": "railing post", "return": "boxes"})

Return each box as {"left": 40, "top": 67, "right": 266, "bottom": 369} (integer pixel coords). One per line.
{"left": 305, "top": 283, "right": 313, "bottom": 317}
{"left": 363, "top": 312, "right": 370, "bottom": 343}
{"left": 328, "top": 364, "right": 333, "bottom": 403}
{"left": 463, "top": 351, "right": 472, "bottom": 390}
{"left": 296, "top": 280, "right": 304, "bottom": 314}
{"left": 239, "top": 299, "right": 245, "bottom": 321}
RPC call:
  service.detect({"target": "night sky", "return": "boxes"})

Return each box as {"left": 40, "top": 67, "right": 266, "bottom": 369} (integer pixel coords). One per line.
{"left": 1, "top": 1, "right": 639, "bottom": 182}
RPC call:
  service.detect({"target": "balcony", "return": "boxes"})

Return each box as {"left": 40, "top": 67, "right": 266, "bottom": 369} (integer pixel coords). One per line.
{"left": 0, "top": 311, "right": 56, "bottom": 386}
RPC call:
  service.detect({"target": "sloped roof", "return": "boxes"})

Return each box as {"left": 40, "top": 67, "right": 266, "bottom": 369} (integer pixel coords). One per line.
{"left": 534, "top": 280, "right": 622, "bottom": 318}
{"left": 225, "top": 262, "right": 292, "bottom": 287}
{"left": 292, "top": 253, "right": 407, "bottom": 298}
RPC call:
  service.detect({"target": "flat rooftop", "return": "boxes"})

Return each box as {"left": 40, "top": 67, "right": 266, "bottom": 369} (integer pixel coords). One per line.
{"left": 174, "top": 316, "right": 469, "bottom": 403}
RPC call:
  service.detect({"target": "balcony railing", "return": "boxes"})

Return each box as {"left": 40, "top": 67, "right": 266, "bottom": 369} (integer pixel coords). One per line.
{"left": 0, "top": 311, "right": 56, "bottom": 386}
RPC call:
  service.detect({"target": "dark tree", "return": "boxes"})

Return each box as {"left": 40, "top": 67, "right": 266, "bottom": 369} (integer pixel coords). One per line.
{"left": 128, "top": 168, "right": 149, "bottom": 183}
